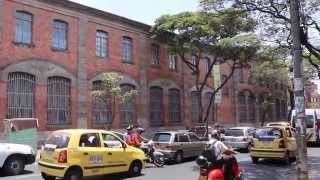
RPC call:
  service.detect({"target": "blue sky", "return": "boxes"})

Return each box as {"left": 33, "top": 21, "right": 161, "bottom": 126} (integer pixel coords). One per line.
{"left": 70, "top": 0, "right": 199, "bottom": 25}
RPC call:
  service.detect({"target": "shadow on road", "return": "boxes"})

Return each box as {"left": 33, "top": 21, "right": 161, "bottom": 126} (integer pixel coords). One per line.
{"left": 0, "top": 170, "right": 33, "bottom": 178}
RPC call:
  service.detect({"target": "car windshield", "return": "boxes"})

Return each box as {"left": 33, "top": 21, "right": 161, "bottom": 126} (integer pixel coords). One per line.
{"left": 224, "top": 129, "right": 244, "bottom": 136}
{"left": 255, "top": 128, "right": 283, "bottom": 138}
{"left": 153, "top": 133, "right": 171, "bottom": 142}
{"left": 45, "top": 132, "right": 70, "bottom": 148}
{"left": 292, "top": 115, "right": 314, "bottom": 128}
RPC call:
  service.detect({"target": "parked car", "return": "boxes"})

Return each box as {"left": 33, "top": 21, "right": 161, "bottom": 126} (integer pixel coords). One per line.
{"left": 0, "top": 143, "right": 36, "bottom": 176}
{"left": 250, "top": 126, "right": 297, "bottom": 164}
{"left": 266, "top": 121, "right": 291, "bottom": 127}
{"left": 152, "top": 131, "right": 206, "bottom": 163}
{"left": 39, "top": 129, "right": 146, "bottom": 180}
{"left": 222, "top": 127, "right": 255, "bottom": 152}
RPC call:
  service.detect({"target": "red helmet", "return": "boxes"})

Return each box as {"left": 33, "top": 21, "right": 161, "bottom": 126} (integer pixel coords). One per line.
{"left": 208, "top": 169, "right": 224, "bottom": 180}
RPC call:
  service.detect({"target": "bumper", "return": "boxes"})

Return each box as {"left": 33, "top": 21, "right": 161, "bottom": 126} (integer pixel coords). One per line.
{"left": 250, "top": 148, "right": 286, "bottom": 158}
{"left": 224, "top": 141, "right": 249, "bottom": 149}
{"left": 25, "top": 154, "right": 36, "bottom": 165}
{"left": 38, "top": 161, "right": 67, "bottom": 177}
{"left": 157, "top": 150, "right": 176, "bottom": 160}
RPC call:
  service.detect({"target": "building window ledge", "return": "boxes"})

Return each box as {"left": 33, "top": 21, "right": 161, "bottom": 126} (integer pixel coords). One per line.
{"left": 51, "top": 47, "right": 68, "bottom": 53}
{"left": 12, "top": 41, "right": 35, "bottom": 48}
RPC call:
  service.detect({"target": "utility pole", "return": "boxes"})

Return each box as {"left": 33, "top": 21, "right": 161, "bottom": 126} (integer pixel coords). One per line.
{"left": 290, "top": 0, "right": 308, "bottom": 179}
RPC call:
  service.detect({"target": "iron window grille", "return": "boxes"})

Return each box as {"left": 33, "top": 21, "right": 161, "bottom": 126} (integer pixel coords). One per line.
{"left": 169, "top": 54, "right": 177, "bottom": 70}
{"left": 169, "top": 89, "right": 180, "bottom": 123}
{"left": 47, "top": 77, "right": 70, "bottom": 124}
{"left": 151, "top": 44, "right": 160, "bottom": 66}
{"left": 120, "top": 84, "right": 136, "bottom": 127}
{"left": 150, "top": 87, "right": 164, "bottom": 126}
{"left": 191, "top": 91, "right": 201, "bottom": 122}
{"left": 7, "top": 72, "right": 35, "bottom": 118}
{"left": 204, "top": 57, "right": 210, "bottom": 73}
{"left": 92, "top": 81, "right": 112, "bottom": 125}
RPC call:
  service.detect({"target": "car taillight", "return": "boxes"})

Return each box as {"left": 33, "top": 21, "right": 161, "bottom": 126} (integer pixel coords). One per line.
{"left": 279, "top": 140, "right": 286, "bottom": 148}
{"left": 165, "top": 144, "right": 172, "bottom": 150}
{"left": 200, "top": 168, "right": 208, "bottom": 176}
{"left": 58, "top": 150, "right": 68, "bottom": 163}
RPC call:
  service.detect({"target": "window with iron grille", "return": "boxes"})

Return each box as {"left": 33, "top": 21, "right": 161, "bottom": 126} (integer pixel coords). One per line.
{"left": 204, "top": 92, "right": 213, "bottom": 122}
{"left": 122, "top": 36, "right": 133, "bottom": 63}
{"left": 47, "top": 77, "right": 70, "bottom": 124}
{"left": 52, "top": 20, "right": 68, "bottom": 50}
{"left": 96, "top": 30, "right": 108, "bottom": 58}
{"left": 191, "top": 91, "right": 201, "bottom": 122}
{"left": 15, "top": 11, "right": 32, "bottom": 44}
{"left": 151, "top": 44, "right": 160, "bottom": 66}
{"left": 150, "top": 87, "right": 164, "bottom": 126}
{"left": 204, "top": 57, "right": 210, "bottom": 73}
{"left": 169, "top": 54, "right": 177, "bottom": 70}
{"left": 92, "top": 81, "right": 112, "bottom": 125}
{"left": 7, "top": 72, "right": 35, "bottom": 118}
{"left": 169, "top": 89, "right": 180, "bottom": 123}
{"left": 120, "top": 84, "right": 136, "bottom": 127}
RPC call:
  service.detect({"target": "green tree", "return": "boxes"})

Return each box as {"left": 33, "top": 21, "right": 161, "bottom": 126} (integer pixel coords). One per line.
{"left": 151, "top": 9, "right": 261, "bottom": 130}
{"left": 92, "top": 72, "right": 138, "bottom": 126}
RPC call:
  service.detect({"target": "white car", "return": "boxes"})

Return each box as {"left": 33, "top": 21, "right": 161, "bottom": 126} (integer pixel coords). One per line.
{"left": 222, "top": 127, "right": 255, "bottom": 152}
{"left": 0, "top": 143, "right": 36, "bottom": 175}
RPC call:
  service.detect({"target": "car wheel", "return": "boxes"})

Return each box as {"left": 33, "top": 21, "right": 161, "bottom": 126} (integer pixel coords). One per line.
{"left": 283, "top": 153, "right": 290, "bottom": 165}
{"left": 64, "top": 169, "right": 82, "bottom": 180}
{"left": 128, "top": 161, "right": 142, "bottom": 177}
{"left": 3, "top": 156, "right": 25, "bottom": 176}
{"left": 251, "top": 157, "right": 259, "bottom": 164}
{"left": 41, "top": 172, "right": 56, "bottom": 180}
{"left": 175, "top": 151, "right": 183, "bottom": 164}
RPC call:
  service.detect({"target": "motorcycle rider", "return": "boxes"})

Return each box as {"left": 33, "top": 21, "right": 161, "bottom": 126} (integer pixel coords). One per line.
{"left": 124, "top": 125, "right": 135, "bottom": 146}
{"left": 207, "top": 132, "right": 239, "bottom": 180}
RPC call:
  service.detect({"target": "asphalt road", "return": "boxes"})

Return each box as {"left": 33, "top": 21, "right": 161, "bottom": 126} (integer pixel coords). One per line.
{"left": 1, "top": 148, "right": 319, "bottom": 180}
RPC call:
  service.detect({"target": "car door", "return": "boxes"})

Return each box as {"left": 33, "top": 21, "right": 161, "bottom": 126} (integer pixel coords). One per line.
{"left": 178, "top": 133, "right": 192, "bottom": 158}
{"left": 101, "top": 133, "right": 129, "bottom": 174}
{"left": 285, "top": 127, "right": 297, "bottom": 152}
{"left": 188, "top": 133, "right": 204, "bottom": 157}
{"left": 78, "top": 133, "right": 105, "bottom": 176}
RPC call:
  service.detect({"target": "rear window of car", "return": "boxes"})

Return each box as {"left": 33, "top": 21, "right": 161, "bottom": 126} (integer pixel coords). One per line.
{"left": 45, "top": 132, "right": 70, "bottom": 148}
{"left": 153, "top": 133, "right": 172, "bottom": 142}
{"left": 255, "top": 128, "right": 283, "bottom": 138}
{"left": 224, "top": 129, "right": 244, "bottom": 136}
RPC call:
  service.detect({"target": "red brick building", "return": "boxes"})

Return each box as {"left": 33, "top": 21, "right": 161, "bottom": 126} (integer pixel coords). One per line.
{"left": 0, "top": 0, "right": 288, "bottom": 133}
{"left": 305, "top": 81, "right": 320, "bottom": 108}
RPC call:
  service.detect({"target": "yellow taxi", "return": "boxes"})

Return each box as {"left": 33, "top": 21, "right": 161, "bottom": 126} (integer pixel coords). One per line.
{"left": 250, "top": 126, "right": 297, "bottom": 164}
{"left": 38, "top": 129, "right": 146, "bottom": 180}
{"left": 265, "top": 121, "right": 291, "bottom": 127}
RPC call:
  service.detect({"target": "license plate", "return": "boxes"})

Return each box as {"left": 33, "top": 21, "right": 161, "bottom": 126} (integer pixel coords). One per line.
{"left": 46, "top": 150, "right": 53, "bottom": 157}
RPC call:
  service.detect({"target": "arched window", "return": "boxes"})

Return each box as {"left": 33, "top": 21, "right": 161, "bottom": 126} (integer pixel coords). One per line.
{"left": 204, "top": 92, "right": 213, "bottom": 122}
{"left": 122, "top": 36, "right": 133, "bottom": 63}
{"left": 92, "top": 81, "right": 112, "bottom": 124}
{"left": 52, "top": 20, "right": 68, "bottom": 50}
{"left": 191, "top": 91, "right": 201, "bottom": 122}
{"left": 15, "top": 11, "right": 33, "bottom": 44}
{"left": 120, "top": 84, "right": 136, "bottom": 127}
{"left": 7, "top": 72, "right": 35, "bottom": 118}
{"left": 169, "top": 89, "right": 180, "bottom": 123}
{"left": 150, "top": 87, "right": 164, "bottom": 126}
{"left": 47, "top": 77, "right": 70, "bottom": 124}
{"left": 96, "top": 30, "right": 108, "bottom": 57}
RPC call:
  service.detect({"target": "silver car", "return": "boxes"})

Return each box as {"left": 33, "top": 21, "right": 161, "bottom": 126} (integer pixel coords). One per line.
{"left": 222, "top": 127, "right": 255, "bottom": 151}
{"left": 152, "top": 131, "right": 207, "bottom": 163}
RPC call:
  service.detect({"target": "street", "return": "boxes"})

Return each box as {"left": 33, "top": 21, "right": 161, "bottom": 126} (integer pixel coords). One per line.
{"left": 1, "top": 148, "right": 319, "bottom": 180}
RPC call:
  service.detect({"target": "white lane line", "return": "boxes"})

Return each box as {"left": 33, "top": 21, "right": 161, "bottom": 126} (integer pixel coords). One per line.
{"left": 1, "top": 173, "right": 41, "bottom": 180}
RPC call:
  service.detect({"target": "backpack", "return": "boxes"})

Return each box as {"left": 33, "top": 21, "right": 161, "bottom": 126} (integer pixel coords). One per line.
{"left": 201, "top": 140, "right": 218, "bottom": 163}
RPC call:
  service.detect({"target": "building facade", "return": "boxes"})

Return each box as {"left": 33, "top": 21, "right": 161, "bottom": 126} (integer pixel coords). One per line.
{"left": 0, "top": 0, "right": 288, "bottom": 133}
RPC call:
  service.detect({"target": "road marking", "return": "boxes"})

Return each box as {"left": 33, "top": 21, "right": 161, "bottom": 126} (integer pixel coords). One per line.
{"left": 2, "top": 173, "right": 41, "bottom": 180}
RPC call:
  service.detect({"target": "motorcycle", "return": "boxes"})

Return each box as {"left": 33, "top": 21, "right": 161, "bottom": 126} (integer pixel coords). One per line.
{"left": 140, "top": 140, "right": 166, "bottom": 167}
{"left": 196, "top": 150, "right": 243, "bottom": 180}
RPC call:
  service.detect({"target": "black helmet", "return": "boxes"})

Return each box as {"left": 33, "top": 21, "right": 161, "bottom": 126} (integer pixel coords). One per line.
{"left": 137, "top": 127, "right": 145, "bottom": 134}
{"left": 196, "top": 156, "right": 208, "bottom": 167}
{"left": 126, "top": 125, "right": 133, "bottom": 131}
